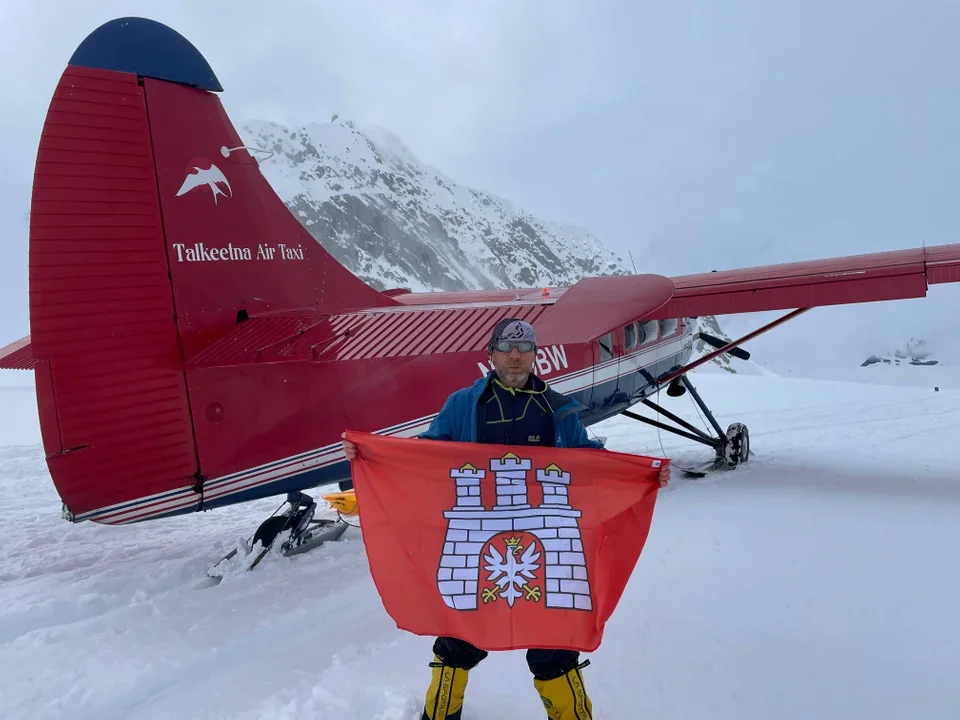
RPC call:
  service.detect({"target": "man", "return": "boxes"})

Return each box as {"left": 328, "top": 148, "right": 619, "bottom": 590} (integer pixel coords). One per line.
{"left": 342, "top": 317, "right": 670, "bottom": 720}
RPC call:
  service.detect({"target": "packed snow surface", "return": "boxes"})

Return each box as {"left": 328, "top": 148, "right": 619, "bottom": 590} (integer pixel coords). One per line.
{"left": 1, "top": 370, "right": 958, "bottom": 719}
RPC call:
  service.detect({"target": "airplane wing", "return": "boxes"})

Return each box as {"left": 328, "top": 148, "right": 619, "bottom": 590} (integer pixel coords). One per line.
{"left": 0, "top": 335, "right": 33, "bottom": 370}
{"left": 654, "top": 243, "right": 960, "bottom": 319}
{"left": 5, "top": 244, "right": 960, "bottom": 368}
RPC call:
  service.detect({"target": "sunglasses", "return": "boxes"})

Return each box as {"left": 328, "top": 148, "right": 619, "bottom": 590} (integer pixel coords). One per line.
{"left": 492, "top": 340, "right": 536, "bottom": 353}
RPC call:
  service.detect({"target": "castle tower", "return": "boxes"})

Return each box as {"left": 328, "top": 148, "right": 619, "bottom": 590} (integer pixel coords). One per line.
{"left": 534, "top": 463, "right": 592, "bottom": 611}
{"left": 437, "top": 463, "right": 486, "bottom": 610}
{"left": 537, "top": 463, "right": 571, "bottom": 508}
{"left": 451, "top": 461, "right": 484, "bottom": 510}
{"left": 491, "top": 452, "right": 532, "bottom": 510}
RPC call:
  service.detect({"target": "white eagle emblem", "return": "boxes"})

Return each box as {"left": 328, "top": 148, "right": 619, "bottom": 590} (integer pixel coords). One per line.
{"left": 176, "top": 162, "right": 232, "bottom": 205}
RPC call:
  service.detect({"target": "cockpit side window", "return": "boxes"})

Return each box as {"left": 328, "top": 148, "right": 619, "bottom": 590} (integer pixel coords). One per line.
{"left": 598, "top": 333, "right": 613, "bottom": 362}
{"left": 624, "top": 322, "right": 638, "bottom": 350}
{"left": 639, "top": 320, "right": 659, "bottom": 345}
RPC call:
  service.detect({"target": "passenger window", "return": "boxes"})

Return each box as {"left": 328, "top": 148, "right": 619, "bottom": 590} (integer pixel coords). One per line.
{"left": 639, "top": 320, "right": 658, "bottom": 345}
{"left": 660, "top": 319, "right": 679, "bottom": 337}
{"left": 598, "top": 333, "right": 613, "bottom": 361}
{"left": 624, "top": 322, "right": 637, "bottom": 350}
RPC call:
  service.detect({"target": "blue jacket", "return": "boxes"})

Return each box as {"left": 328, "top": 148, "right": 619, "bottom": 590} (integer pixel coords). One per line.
{"left": 420, "top": 371, "right": 605, "bottom": 449}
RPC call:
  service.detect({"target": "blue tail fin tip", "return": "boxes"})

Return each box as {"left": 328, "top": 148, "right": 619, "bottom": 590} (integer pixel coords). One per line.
{"left": 68, "top": 16, "right": 223, "bottom": 92}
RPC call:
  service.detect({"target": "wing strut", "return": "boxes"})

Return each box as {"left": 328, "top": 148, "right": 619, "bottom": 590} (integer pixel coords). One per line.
{"left": 658, "top": 307, "right": 811, "bottom": 386}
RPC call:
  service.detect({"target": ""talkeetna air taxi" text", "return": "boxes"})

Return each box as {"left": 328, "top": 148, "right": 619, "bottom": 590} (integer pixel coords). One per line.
{"left": 172, "top": 243, "right": 306, "bottom": 262}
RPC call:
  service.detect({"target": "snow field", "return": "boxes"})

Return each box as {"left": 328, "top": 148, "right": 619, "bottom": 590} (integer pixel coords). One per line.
{"left": 0, "top": 370, "right": 957, "bottom": 719}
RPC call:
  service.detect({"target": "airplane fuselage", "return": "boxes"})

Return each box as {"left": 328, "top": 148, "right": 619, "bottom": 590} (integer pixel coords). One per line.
{"left": 77, "top": 316, "right": 694, "bottom": 525}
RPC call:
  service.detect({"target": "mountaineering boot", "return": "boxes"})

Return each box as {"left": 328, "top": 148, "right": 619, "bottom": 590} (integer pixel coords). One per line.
{"left": 534, "top": 660, "right": 593, "bottom": 720}
{"left": 421, "top": 656, "right": 469, "bottom": 720}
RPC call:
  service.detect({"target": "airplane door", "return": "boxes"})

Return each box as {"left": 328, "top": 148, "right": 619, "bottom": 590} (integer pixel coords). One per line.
{"left": 589, "top": 328, "right": 623, "bottom": 414}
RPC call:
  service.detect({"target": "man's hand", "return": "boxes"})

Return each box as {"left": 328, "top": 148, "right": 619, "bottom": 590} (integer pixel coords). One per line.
{"left": 658, "top": 463, "right": 670, "bottom": 487}
{"left": 342, "top": 431, "right": 358, "bottom": 461}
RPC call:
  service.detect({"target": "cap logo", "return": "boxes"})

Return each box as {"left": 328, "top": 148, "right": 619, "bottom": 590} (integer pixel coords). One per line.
{"left": 501, "top": 322, "right": 527, "bottom": 340}
{"left": 488, "top": 318, "right": 537, "bottom": 349}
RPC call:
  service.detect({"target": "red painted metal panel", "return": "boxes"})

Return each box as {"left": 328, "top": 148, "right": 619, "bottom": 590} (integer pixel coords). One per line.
{"left": 671, "top": 248, "right": 923, "bottom": 291}
{"left": 442, "top": 308, "right": 490, "bottom": 353}
{"left": 657, "top": 244, "right": 960, "bottom": 318}
{"left": 396, "top": 288, "right": 559, "bottom": 305}
{"left": 142, "top": 77, "right": 397, "bottom": 361}
{"left": 663, "top": 275, "right": 928, "bottom": 318}
{"left": 281, "top": 315, "right": 367, "bottom": 361}
{"left": 183, "top": 302, "right": 558, "bottom": 368}
{"left": 928, "top": 265, "right": 960, "bottom": 284}
{"left": 331, "top": 304, "right": 550, "bottom": 360}
{"left": 925, "top": 243, "right": 960, "bottom": 285}
{"left": 28, "top": 66, "right": 199, "bottom": 517}
{"left": 0, "top": 336, "right": 34, "bottom": 370}
{"left": 185, "top": 316, "right": 316, "bottom": 367}
{"left": 430, "top": 311, "right": 469, "bottom": 355}
{"left": 337, "top": 313, "right": 399, "bottom": 361}
{"left": 533, "top": 275, "right": 675, "bottom": 346}
{"left": 393, "top": 309, "right": 454, "bottom": 358}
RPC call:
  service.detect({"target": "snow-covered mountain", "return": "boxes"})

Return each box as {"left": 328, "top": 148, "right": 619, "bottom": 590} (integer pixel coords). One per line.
{"left": 238, "top": 117, "right": 739, "bottom": 371}
{"left": 239, "top": 118, "right": 625, "bottom": 293}
{"left": 862, "top": 338, "right": 940, "bottom": 367}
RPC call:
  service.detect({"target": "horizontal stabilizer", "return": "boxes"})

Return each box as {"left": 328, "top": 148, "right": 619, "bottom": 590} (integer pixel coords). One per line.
{"left": 0, "top": 336, "right": 33, "bottom": 370}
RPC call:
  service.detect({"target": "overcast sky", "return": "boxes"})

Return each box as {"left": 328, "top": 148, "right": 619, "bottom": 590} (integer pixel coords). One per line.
{"left": 2, "top": 0, "right": 959, "bottom": 366}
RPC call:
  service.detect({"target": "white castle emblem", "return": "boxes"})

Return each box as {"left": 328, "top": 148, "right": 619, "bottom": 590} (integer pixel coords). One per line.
{"left": 437, "top": 452, "right": 592, "bottom": 612}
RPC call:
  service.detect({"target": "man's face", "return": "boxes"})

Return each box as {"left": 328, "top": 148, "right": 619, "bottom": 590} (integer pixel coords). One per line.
{"left": 490, "top": 342, "right": 536, "bottom": 388}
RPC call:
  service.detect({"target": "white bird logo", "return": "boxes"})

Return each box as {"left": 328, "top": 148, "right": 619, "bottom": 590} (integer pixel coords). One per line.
{"left": 176, "top": 163, "right": 232, "bottom": 204}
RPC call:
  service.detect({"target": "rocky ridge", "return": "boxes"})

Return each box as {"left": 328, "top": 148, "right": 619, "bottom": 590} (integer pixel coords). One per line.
{"left": 239, "top": 116, "right": 737, "bottom": 370}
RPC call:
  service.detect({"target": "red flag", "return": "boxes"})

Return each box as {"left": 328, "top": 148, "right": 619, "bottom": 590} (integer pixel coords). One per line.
{"left": 345, "top": 431, "right": 665, "bottom": 652}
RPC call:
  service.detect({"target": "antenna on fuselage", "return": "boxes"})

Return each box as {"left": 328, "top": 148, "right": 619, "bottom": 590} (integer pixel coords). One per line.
{"left": 628, "top": 250, "right": 638, "bottom": 274}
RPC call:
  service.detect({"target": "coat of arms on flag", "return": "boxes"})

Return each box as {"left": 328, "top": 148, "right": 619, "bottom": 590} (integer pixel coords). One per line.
{"left": 439, "top": 455, "right": 593, "bottom": 613}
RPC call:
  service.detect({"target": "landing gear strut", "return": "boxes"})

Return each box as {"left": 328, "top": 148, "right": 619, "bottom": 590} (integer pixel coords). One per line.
{"left": 208, "top": 491, "right": 350, "bottom": 579}
{"left": 619, "top": 309, "right": 808, "bottom": 474}
{"left": 621, "top": 374, "right": 750, "bottom": 476}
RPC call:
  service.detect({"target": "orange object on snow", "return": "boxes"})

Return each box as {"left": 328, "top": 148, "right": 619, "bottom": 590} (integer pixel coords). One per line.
{"left": 322, "top": 489, "right": 359, "bottom": 516}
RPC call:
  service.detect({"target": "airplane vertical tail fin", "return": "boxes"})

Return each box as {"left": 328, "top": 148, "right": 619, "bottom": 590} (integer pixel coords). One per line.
{"left": 137, "top": 43, "right": 397, "bottom": 358}
{"left": 30, "top": 59, "right": 199, "bottom": 521}
{"left": 29, "top": 17, "right": 394, "bottom": 523}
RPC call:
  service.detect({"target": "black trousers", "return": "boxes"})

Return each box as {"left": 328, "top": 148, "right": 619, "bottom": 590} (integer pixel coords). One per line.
{"left": 433, "top": 636, "right": 580, "bottom": 681}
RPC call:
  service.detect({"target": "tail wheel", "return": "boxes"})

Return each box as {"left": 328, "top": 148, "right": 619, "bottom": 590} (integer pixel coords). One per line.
{"left": 723, "top": 423, "right": 750, "bottom": 466}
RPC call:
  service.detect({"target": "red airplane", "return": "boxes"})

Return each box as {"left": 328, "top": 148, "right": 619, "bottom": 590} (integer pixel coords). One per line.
{"left": 2, "top": 17, "right": 959, "bottom": 567}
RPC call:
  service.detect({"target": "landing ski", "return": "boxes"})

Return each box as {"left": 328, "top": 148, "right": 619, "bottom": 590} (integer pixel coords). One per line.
{"left": 207, "top": 490, "right": 355, "bottom": 583}
{"left": 676, "top": 445, "right": 755, "bottom": 478}
{"left": 207, "top": 518, "right": 351, "bottom": 581}
{"left": 676, "top": 457, "right": 725, "bottom": 477}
